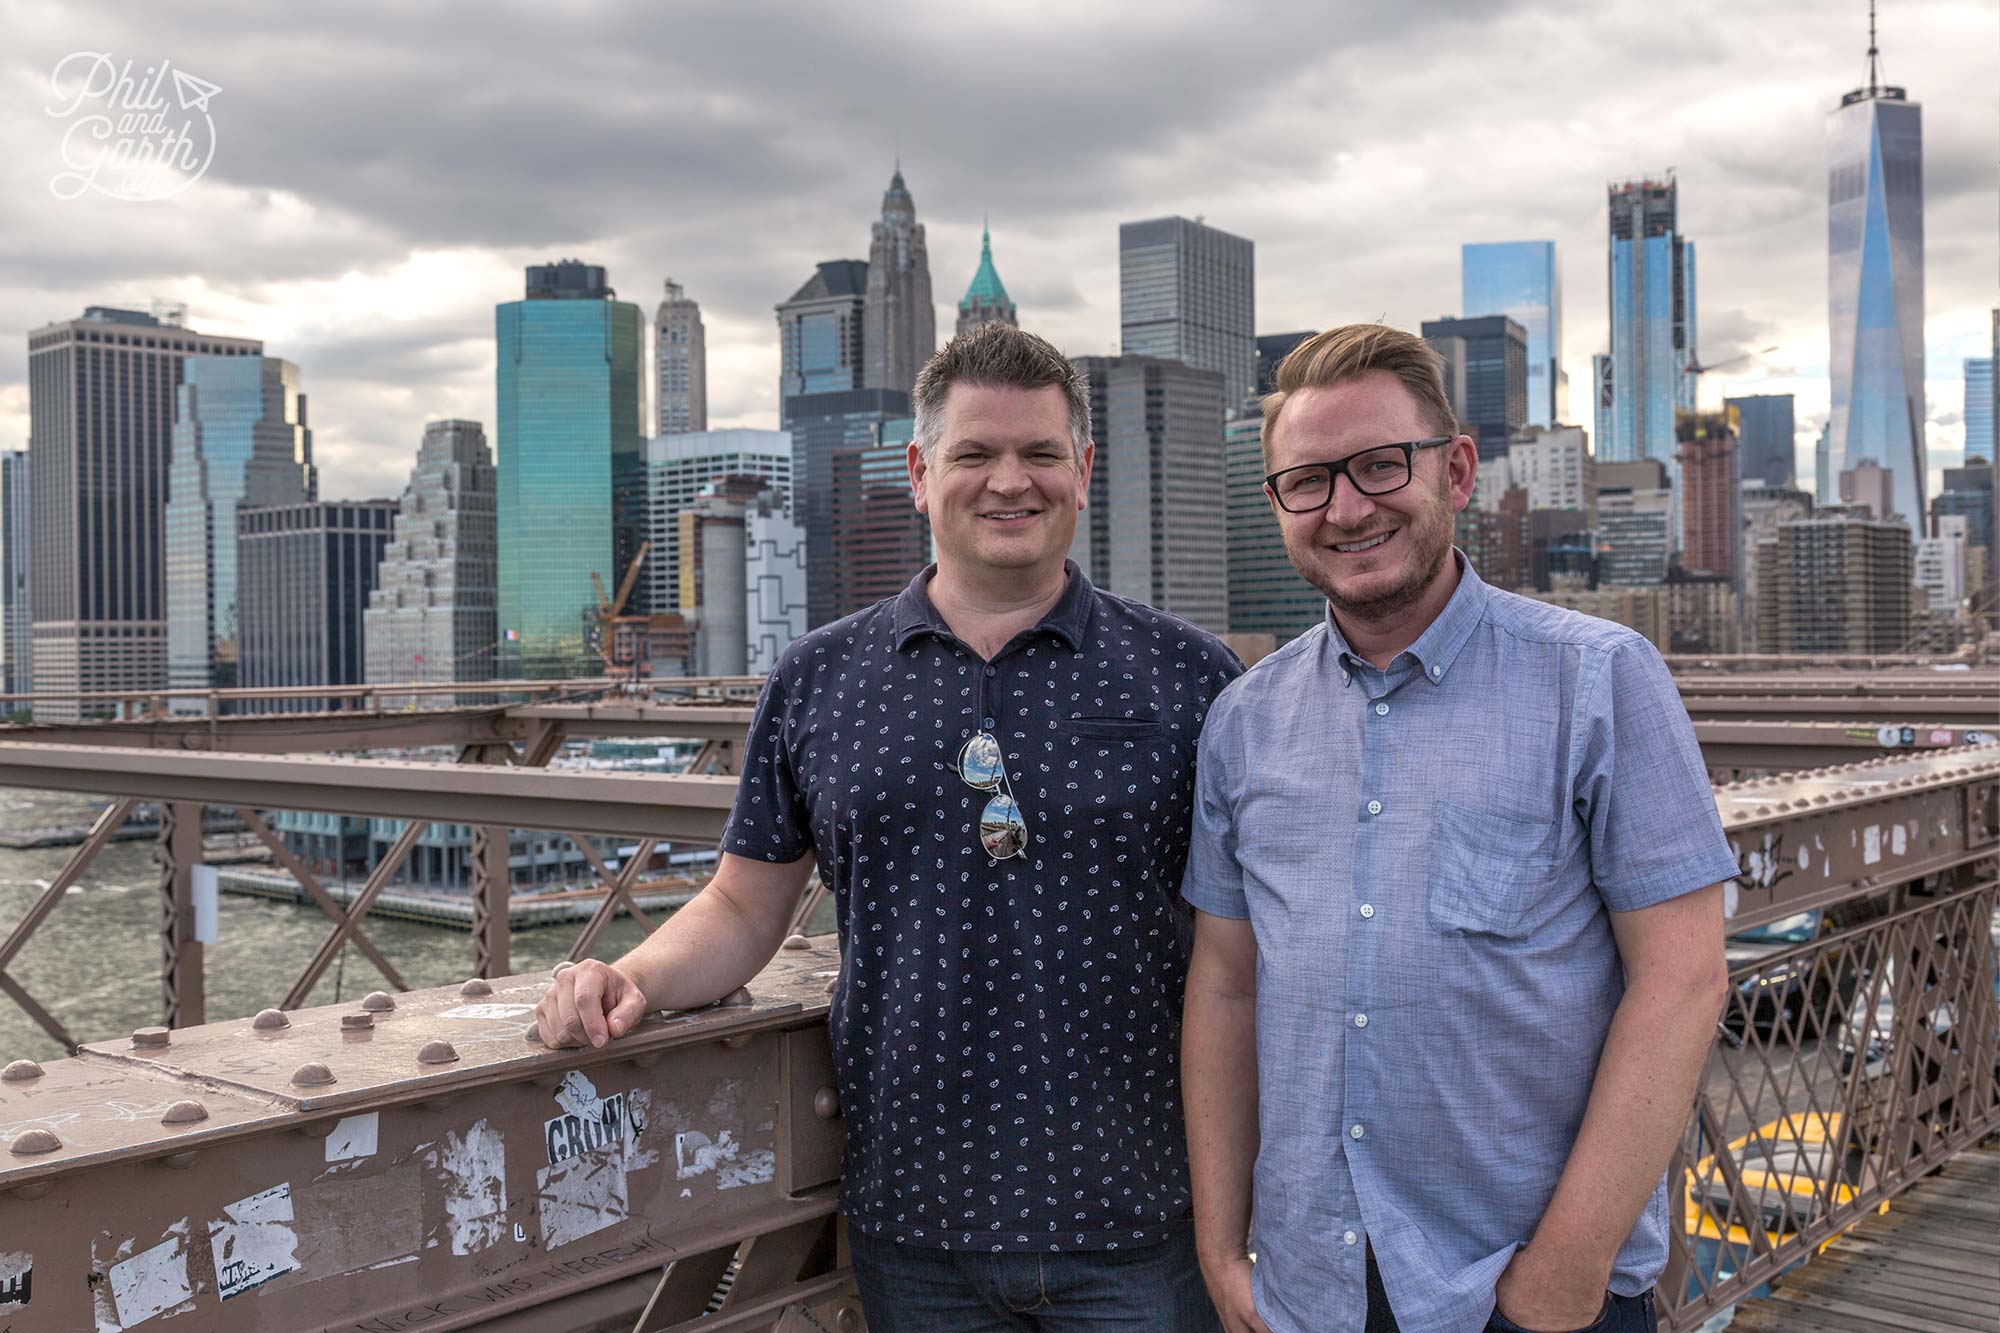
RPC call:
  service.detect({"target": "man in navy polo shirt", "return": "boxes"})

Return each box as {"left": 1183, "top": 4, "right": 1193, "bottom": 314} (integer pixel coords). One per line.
{"left": 537, "top": 323, "right": 1239, "bottom": 1330}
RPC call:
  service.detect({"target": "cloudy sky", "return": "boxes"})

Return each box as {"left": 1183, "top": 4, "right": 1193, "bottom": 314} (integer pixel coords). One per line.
{"left": 1, "top": 0, "right": 1993, "bottom": 500}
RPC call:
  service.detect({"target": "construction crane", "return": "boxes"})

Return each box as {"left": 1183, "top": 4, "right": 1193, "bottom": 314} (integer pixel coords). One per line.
{"left": 588, "top": 540, "right": 651, "bottom": 671}
{"left": 1684, "top": 345, "right": 1777, "bottom": 377}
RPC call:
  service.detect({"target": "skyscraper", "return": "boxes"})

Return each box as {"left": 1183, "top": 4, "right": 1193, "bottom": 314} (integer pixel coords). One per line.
{"left": 363, "top": 420, "right": 498, "bottom": 687}
{"left": 1723, "top": 394, "right": 1797, "bottom": 488}
{"left": 830, "top": 417, "right": 930, "bottom": 621}
{"left": 238, "top": 499, "right": 398, "bottom": 710}
{"left": 1256, "top": 332, "right": 1316, "bottom": 397}
{"left": 1965, "top": 358, "right": 1994, "bottom": 467}
{"left": 863, "top": 168, "right": 936, "bottom": 394}
{"left": 641, "top": 429, "right": 791, "bottom": 614}
{"left": 1602, "top": 178, "right": 1696, "bottom": 467}
{"left": 778, "top": 260, "right": 869, "bottom": 400}
{"left": 1070, "top": 355, "right": 1229, "bottom": 631}
{"left": 1675, "top": 412, "right": 1741, "bottom": 585}
{"left": 654, "top": 279, "right": 707, "bottom": 436}
{"left": 1225, "top": 412, "right": 1322, "bottom": 643}
{"left": 1839, "top": 458, "right": 1895, "bottom": 521}
{"left": 1826, "top": 12, "right": 1925, "bottom": 536}
{"left": 495, "top": 261, "right": 644, "bottom": 677}
{"left": 26, "top": 306, "right": 261, "bottom": 719}
{"left": 165, "top": 356, "right": 315, "bottom": 699}
{"left": 1754, "top": 513, "right": 1911, "bottom": 653}
{"left": 956, "top": 225, "right": 1017, "bottom": 336}
{"left": 1462, "top": 241, "right": 1564, "bottom": 427}
{"left": 784, "top": 388, "right": 909, "bottom": 628}
{"left": 1592, "top": 354, "right": 1615, "bottom": 460}
{"left": 1, "top": 448, "right": 28, "bottom": 699}
{"left": 1420, "top": 316, "right": 1528, "bottom": 460}
{"left": 1119, "top": 217, "right": 1255, "bottom": 409}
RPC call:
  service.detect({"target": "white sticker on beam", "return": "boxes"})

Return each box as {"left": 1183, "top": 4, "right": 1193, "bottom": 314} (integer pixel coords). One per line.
{"left": 93, "top": 1221, "right": 194, "bottom": 1333}
{"left": 325, "top": 1112, "right": 380, "bottom": 1163}
{"left": 210, "top": 1184, "right": 301, "bottom": 1300}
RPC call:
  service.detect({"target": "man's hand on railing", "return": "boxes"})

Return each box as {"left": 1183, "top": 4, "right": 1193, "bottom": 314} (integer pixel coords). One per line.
{"left": 534, "top": 958, "right": 648, "bottom": 1048}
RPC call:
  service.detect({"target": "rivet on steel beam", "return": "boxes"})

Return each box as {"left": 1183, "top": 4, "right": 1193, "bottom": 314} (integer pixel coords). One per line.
{"left": 162, "top": 1150, "right": 199, "bottom": 1170}
{"left": 9, "top": 1127, "right": 60, "bottom": 1156}
{"left": 836, "top": 1306, "right": 862, "bottom": 1332}
{"left": 291, "top": 1061, "right": 336, "bottom": 1087}
{"left": 341, "top": 1013, "right": 374, "bottom": 1032}
{"left": 161, "top": 1099, "right": 208, "bottom": 1126}
{"left": 814, "top": 1087, "right": 841, "bottom": 1119}
{"left": 131, "top": 1026, "right": 170, "bottom": 1049}
{"left": 11, "top": 1180, "right": 51, "bottom": 1200}
{"left": 523, "top": 1023, "right": 546, "bottom": 1045}
{"left": 783, "top": 934, "right": 810, "bottom": 950}
{"left": 360, "top": 991, "right": 396, "bottom": 1012}
{"left": 627, "top": 1052, "right": 661, "bottom": 1070}
{"left": 418, "top": 1040, "right": 459, "bottom": 1066}
{"left": 721, "top": 987, "right": 753, "bottom": 1007}
{"left": 1756, "top": 806, "right": 1773, "bottom": 817}
{"left": 1, "top": 1059, "right": 44, "bottom": 1082}
{"left": 459, "top": 978, "right": 494, "bottom": 997}
{"left": 252, "top": 1008, "right": 290, "bottom": 1031}
{"left": 722, "top": 1033, "right": 751, "bottom": 1049}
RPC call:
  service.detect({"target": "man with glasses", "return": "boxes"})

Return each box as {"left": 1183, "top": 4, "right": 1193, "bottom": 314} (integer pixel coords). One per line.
{"left": 537, "top": 323, "right": 1239, "bottom": 1330}
{"left": 1180, "top": 324, "right": 1733, "bottom": 1333}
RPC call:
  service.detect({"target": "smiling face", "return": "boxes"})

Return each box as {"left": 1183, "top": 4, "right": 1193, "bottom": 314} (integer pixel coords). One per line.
{"left": 909, "top": 381, "right": 1091, "bottom": 581}
{"left": 1265, "top": 369, "right": 1477, "bottom": 623}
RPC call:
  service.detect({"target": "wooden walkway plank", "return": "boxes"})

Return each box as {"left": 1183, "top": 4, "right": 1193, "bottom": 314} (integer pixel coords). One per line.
{"left": 1728, "top": 1141, "right": 2000, "bottom": 1332}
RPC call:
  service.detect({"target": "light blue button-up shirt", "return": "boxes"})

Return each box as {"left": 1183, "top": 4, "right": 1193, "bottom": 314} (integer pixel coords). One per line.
{"left": 1182, "top": 556, "right": 1737, "bottom": 1333}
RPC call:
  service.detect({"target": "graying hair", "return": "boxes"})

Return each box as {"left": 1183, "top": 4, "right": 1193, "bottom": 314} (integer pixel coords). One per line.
{"left": 911, "top": 324, "right": 1091, "bottom": 461}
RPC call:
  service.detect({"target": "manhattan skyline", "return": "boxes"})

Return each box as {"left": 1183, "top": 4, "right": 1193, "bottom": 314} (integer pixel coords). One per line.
{"left": 0, "top": 0, "right": 1991, "bottom": 503}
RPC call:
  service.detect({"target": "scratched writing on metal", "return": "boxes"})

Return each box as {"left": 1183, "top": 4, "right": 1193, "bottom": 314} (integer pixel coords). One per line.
{"left": 340, "top": 1232, "right": 676, "bottom": 1331}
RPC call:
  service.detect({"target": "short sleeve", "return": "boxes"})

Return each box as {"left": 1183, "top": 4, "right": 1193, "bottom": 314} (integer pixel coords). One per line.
{"left": 1180, "top": 694, "right": 1249, "bottom": 920}
{"left": 1576, "top": 638, "right": 1739, "bottom": 912}
{"left": 721, "top": 666, "right": 813, "bottom": 862}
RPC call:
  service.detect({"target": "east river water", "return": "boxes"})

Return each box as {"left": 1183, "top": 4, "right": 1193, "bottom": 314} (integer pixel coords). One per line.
{"left": 0, "top": 786, "right": 656, "bottom": 1063}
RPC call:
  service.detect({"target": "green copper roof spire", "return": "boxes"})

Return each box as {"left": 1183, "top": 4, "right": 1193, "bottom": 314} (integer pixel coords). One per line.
{"left": 957, "top": 223, "right": 1017, "bottom": 333}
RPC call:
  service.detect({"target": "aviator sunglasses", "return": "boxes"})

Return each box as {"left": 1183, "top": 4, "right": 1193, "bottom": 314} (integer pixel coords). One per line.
{"left": 955, "top": 731, "right": 1029, "bottom": 860}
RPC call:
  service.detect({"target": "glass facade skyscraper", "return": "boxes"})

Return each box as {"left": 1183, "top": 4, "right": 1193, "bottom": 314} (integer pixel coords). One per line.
{"left": 165, "top": 355, "right": 314, "bottom": 699}
{"left": 1724, "top": 393, "right": 1797, "bottom": 488}
{"left": 779, "top": 261, "right": 869, "bottom": 400}
{"left": 1, "top": 448, "right": 28, "bottom": 698}
{"left": 1420, "top": 315, "right": 1528, "bottom": 460}
{"left": 783, "top": 388, "right": 908, "bottom": 629}
{"left": 1224, "top": 412, "right": 1321, "bottom": 643}
{"left": 495, "top": 262, "right": 644, "bottom": 678}
{"left": 1826, "top": 34, "right": 1925, "bottom": 536}
{"left": 1120, "top": 217, "right": 1256, "bottom": 410}
{"left": 1964, "top": 358, "right": 1994, "bottom": 466}
{"left": 1603, "top": 179, "right": 1695, "bottom": 468}
{"left": 1462, "top": 242, "right": 1563, "bottom": 428}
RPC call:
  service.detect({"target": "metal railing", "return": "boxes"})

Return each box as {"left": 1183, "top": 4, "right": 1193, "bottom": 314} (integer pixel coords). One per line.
{"left": 1662, "top": 877, "right": 2000, "bottom": 1328}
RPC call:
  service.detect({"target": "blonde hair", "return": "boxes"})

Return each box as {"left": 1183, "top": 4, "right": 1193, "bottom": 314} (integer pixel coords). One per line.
{"left": 1261, "top": 324, "right": 1458, "bottom": 471}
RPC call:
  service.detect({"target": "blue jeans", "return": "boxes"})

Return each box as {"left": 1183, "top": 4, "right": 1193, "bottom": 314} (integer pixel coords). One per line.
{"left": 848, "top": 1222, "right": 1222, "bottom": 1333}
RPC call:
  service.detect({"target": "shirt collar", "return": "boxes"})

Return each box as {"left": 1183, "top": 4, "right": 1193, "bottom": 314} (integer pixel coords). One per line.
{"left": 893, "top": 560, "right": 1093, "bottom": 653}
{"left": 1323, "top": 549, "right": 1490, "bottom": 687}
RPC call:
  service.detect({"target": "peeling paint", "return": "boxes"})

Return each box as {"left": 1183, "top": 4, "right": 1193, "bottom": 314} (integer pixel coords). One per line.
{"left": 1891, "top": 823, "right": 1907, "bottom": 856}
{"left": 325, "top": 1112, "right": 379, "bottom": 1164}
{"left": 719, "top": 1149, "right": 776, "bottom": 1190}
{"left": 0, "top": 1250, "right": 29, "bottom": 1311}
{"left": 209, "top": 1184, "right": 300, "bottom": 1301}
{"left": 537, "top": 1148, "right": 629, "bottom": 1249}
{"left": 1863, "top": 825, "right": 1882, "bottom": 865}
{"left": 431, "top": 1120, "right": 507, "bottom": 1256}
{"left": 92, "top": 1221, "right": 193, "bottom": 1333}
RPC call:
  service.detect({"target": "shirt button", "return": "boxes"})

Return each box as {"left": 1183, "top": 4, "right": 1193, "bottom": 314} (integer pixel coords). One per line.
{"left": 1343, "top": 1230, "right": 1359, "bottom": 1246}
{"left": 1350, "top": 1124, "right": 1365, "bottom": 1140}
{"left": 1365, "top": 799, "right": 1383, "bottom": 816}
{"left": 1430, "top": 664, "right": 1442, "bottom": 677}
{"left": 985, "top": 666, "right": 996, "bottom": 677}
{"left": 1359, "top": 903, "right": 1375, "bottom": 919}
{"left": 1374, "top": 701, "right": 1389, "bottom": 716}
{"left": 983, "top": 717, "right": 996, "bottom": 729}
{"left": 1354, "top": 1013, "right": 1369, "bottom": 1028}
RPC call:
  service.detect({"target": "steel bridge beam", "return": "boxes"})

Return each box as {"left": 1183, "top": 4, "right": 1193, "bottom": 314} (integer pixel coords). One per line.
{"left": 0, "top": 743, "right": 738, "bottom": 842}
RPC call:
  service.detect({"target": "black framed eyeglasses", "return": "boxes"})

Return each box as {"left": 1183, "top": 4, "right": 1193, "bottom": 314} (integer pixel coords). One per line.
{"left": 956, "top": 731, "right": 1028, "bottom": 860}
{"left": 1264, "top": 437, "right": 1453, "bottom": 513}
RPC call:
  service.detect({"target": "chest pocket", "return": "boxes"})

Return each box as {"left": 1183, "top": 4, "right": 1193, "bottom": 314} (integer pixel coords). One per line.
{"left": 1427, "top": 801, "right": 1565, "bottom": 939}
{"left": 1056, "top": 715, "right": 1167, "bottom": 742}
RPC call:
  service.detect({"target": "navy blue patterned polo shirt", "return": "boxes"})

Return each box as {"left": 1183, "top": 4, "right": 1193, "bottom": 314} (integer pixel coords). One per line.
{"left": 724, "top": 562, "right": 1241, "bottom": 1251}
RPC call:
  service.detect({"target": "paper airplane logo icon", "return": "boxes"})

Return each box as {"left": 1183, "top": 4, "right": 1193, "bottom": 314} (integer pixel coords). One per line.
{"left": 171, "top": 68, "right": 220, "bottom": 112}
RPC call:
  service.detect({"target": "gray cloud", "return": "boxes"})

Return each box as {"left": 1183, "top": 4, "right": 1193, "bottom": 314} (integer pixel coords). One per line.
{"left": 0, "top": 0, "right": 1991, "bottom": 498}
